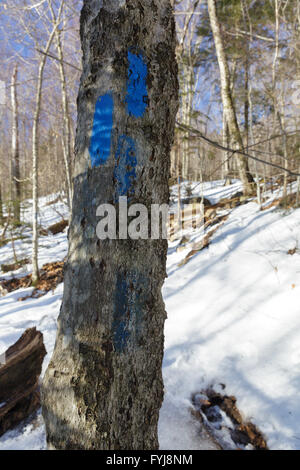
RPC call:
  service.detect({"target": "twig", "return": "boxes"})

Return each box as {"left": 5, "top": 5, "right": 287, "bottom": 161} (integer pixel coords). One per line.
{"left": 176, "top": 122, "right": 300, "bottom": 178}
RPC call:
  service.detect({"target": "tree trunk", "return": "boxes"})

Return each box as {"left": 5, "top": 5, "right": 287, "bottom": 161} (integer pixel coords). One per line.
{"left": 32, "top": 56, "right": 49, "bottom": 283}
{"left": 31, "top": 2, "right": 64, "bottom": 283}
{"left": 0, "top": 182, "right": 3, "bottom": 222}
{"left": 42, "top": 0, "right": 178, "bottom": 450}
{"left": 278, "top": 95, "right": 289, "bottom": 199}
{"left": 222, "top": 110, "right": 230, "bottom": 182}
{"left": 11, "top": 65, "right": 21, "bottom": 223}
{"left": 207, "top": 0, "right": 254, "bottom": 195}
{"left": 50, "top": 2, "right": 73, "bottom": 211}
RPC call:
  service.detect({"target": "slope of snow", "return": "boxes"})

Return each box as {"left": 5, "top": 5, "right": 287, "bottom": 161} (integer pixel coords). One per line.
{"left": 162, "top": 199, "right": 300, "bottom": 450}
{"left": 170, "top": 179, "right": 243, "bottom": 205}
{"left": 1, "top": 183, "right": 300, "bottom": 450}
{"left": 0, "top": 194, "right": 68, "bottom": 279}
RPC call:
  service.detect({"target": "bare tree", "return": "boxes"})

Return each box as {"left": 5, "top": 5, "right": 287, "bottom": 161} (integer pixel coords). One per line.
{"left": 31, "top": 0, "right": 65, "bottom": 283}
{"left": 48, "top": 0, "right": 73, "bottom": 210}
{"left": 207, "top": 0, "right": 254, "bottom": 195}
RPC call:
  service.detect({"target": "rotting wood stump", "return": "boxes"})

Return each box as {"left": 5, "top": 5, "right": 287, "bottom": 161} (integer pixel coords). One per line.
{"left": 0, "top": 328, "right": 46, "bottom": 437}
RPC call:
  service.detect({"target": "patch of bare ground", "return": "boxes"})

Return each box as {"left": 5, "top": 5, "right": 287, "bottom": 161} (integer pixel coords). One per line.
{"left": 1, "top": 259, "right": 30, "bottom": 273}
{"left": 0, "top": 261, "right": 64, "bottom": 300}
{"left": 178, "top": 214, "right": 229, "bottom": 267}
{"left": 262, "top": 192, "right": 299, "bottom": 211}
{"left": 178, "top": 192, "right": 253, "bottom": 266}
{"left": 191, "top": 388, "right": 268, "bottom": 450}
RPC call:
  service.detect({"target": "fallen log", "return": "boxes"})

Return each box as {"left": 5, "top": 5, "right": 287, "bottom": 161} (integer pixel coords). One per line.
{"left": 0, "top": 328, "right": 46, "bottom": 437}
{"left": 47, "top": 219, "right": 69, "bottom": 236}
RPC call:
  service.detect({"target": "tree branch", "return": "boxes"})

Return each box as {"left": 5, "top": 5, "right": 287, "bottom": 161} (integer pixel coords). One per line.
{"left": 176, "top": 121, "right": 300, "bottom": 178}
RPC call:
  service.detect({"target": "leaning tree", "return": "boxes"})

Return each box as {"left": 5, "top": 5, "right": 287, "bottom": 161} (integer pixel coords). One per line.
{"left": 42, "top": 0, "right": 178, "bottom": 450}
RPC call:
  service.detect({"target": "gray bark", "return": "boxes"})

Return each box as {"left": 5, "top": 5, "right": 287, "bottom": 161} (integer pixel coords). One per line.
{"left": 42, "top": 0, "right": 178, "bottom": 450}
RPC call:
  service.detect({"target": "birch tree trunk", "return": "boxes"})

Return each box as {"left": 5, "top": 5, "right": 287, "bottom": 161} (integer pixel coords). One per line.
{"left": 42, "top": 0, "right": 178, "bottom": 450}
{"left": 207, "top": 0, "right": 254, "bottom": 195}
{"left": 11, "top": 65, "right": 21, "bottom": 223}
{"left": 56, "top": 29, "right": 73, "bottom": 210}
{"left": 278, "top": 95, "right": 289, "bottom": 198}
{"left": 49, "top": 0, "right": 73, "bottom": 210}
{"left": 31, "top": 1, "right": 64, "bottom": 283}
{"left": 222, "top": 110, "right": 230, "bottom": 182}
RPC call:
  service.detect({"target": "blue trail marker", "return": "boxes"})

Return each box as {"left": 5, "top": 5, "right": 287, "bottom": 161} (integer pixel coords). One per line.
{"left": 114, "top": 135, "right": 137, "bottom": 199}
{"left": 125, "top": 51, "right": 148, "bottom": 118}
{"left": 89, "top": 93, "right": 114, "bottom": 167}
{"left": 113, "top": 275, "right": 131, "bottom": 353}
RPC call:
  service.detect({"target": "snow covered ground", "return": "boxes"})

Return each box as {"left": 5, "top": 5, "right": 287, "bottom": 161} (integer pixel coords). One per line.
{"left": 1, "top": 182, "right": 300, "bottom": 450}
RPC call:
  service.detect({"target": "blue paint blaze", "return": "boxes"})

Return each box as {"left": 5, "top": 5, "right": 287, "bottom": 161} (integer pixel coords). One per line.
{"left": 114, "top": 135, "right": 137, "bottom": 199}
{"left": 89, "top": 93, "right": 113, "bottom": 167}
{"left": 113, "top": 275, "right": 131, "bottom": 353}
{"left": 125, "top": 51, "right": 148, "bottom": 118}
